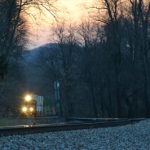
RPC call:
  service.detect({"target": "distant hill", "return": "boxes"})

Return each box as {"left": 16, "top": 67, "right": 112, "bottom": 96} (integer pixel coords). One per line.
{"left": 22, "top": 43, "right": 58, "bottom": 61}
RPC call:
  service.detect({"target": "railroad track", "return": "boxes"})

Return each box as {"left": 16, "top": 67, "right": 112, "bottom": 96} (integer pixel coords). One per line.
{"left": 0, "top": 118, "right": 143, "bottom": 137}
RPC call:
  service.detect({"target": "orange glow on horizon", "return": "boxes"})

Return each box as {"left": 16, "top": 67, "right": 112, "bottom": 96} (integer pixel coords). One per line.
{"left": 24, "top": 0, "right": 149, "bottom": 49}
{"left": 25, "top": 0, "right": 94, "bottom": 24}
{"left": 25, "top": 0, "right": 94, "bottom": 49}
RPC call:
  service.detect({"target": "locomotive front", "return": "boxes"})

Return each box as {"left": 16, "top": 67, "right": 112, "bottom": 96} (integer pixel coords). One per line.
{"left": 21, "top": 95, "right": 36, "bottom": 116}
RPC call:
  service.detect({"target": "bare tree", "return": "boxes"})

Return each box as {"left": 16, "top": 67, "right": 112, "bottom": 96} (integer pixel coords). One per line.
{"left": 127, "top": 0, "right": 150, "bottom": 116}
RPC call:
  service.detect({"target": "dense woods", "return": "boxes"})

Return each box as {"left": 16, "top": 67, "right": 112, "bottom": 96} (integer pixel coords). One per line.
{"left": 42, "top": 0, "right": 150, "bottom": 118}
{"left": 0, "top": 0, "right": 27, "bottom": 115}
{"left": 0, "top": 0, "right": 150, "bottom": 118}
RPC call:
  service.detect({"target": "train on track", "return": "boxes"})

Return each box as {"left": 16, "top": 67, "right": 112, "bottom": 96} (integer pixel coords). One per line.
{"left": 21, "top": 94, "right": 58, "bottom": 116}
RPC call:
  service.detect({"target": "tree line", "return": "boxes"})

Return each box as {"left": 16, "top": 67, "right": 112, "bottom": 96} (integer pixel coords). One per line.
{"left": 0, "top": 0, "right": 149, "bottom": 118}
{"left": 40, "top": 0, "right": 150, "bottom": 118}
{"left": 0, "top": 0, "right": 56, "bottom": 116}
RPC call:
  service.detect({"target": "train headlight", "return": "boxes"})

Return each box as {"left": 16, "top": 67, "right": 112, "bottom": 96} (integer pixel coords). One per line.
{"left": 29, "top": 107, "right": 34, "bottom": 112}
{"left": 25, "top": 95, "right": 32, "bottom": 102}
{"left": 22, "top": 106, "right": 27, "bottom": 113}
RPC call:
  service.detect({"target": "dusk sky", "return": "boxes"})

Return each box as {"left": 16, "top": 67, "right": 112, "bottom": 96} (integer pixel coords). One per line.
{"left": 25, "top": 0, "right": 94, "bottom": 49}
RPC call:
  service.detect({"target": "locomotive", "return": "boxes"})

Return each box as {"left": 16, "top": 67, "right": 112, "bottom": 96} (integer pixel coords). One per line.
{"left": 21, "top": 95, "right": 36, "bottom": 116}
{"left": 21, "top": 94, "right": 57, "bottom": 116}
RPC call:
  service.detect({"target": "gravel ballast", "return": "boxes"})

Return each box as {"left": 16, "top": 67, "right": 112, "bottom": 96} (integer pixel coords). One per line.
{"left": 0, "top": 120, "right": 150, "bottom": 150}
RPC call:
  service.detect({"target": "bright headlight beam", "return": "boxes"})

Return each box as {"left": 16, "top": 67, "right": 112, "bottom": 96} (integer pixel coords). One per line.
{"left": 22, "top": 106, "right": 27, "bottom": 112}
{"left": 25, "top": 95, "right": 32, "bottom": 102}
{"left": 29, "top": 107, "right": 34, "bottom": 112}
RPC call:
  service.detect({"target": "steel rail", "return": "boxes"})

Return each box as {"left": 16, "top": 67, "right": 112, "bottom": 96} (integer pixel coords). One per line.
{"left": 0, "top": 119, "right": 143, "bottom": 137}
